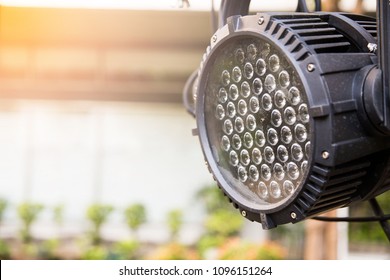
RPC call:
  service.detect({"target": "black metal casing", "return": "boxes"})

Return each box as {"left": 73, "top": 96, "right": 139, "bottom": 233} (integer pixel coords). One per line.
{"left": 195, "top": 12, "right": 390, "bottom": 229}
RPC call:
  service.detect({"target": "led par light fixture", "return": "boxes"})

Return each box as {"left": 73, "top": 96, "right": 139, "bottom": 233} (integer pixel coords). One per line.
{"left": 186, "top": 1, "right": 390, "bottom": 229}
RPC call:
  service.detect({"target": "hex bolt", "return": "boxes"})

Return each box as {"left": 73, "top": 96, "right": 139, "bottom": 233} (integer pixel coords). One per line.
{"left": 258, "top": 16, "right": 265, "bottom": 25}
{"left": 307, "top": 63, "right": 316, "bottom": 72}
{"left": 367, "top": 43, "right": 378, "bottom": 53}
{"left": 322, "top": 151, "right": 330, "bottom": 159}
{"left": 291, "top": 212, "right": 297, "bottom": 219}
{"left": 241, "top": 211, "right": 247, "bottom": 217}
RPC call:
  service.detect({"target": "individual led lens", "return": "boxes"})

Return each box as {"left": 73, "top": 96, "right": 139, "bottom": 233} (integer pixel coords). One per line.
{"left": 243, "top": 132, "right": 254, "bottom": 149}
{"left": 277, "top": 145, "right": 289, "bottom": 162}
{"left": 215, "top": 104, "right": 225, "bottom": 120}
{"left": 283, "top": 180, "right": 295, "bottom": 196}
{"left": 241, "top": 81, "right": 251, "bottom": 98}
{"left": 221, "top": 135, "right": 230, "bottom": 151}
{"left": 249, "top": 165, "right": 259, "bottom": 181}
{"left": 240, "top": 149, "right": 250, "bottom": 166}
{"left": 269, "top": 54, "right": 280, "bottom": 72}
{"left": 226, "top": 102, "right": 236, "bottom": 118}
{"left": 291, "top": 143, "right": 304, "bottom": 161}
{"left": 287, "top": 162, "right": 300, "bottom": 180}
{"left": 230, "top": 150, "right": 239, "bottom": 166}
{"left": 270, "top": 181, "right": 282, "bottom": 198}
{"left": 264, "top": 146, "right": 275, "bottom": 163}
{"left": 232, "top": 134, "right": 242, "bottom": 150}
{"left": 295, "top": 124, "right": 308, "bottom": 142}
{"left": 249, "top": 96, "right": 260, "bottom": 113}
{"left": 218, "top": 87, "right": 228, "bottom": 103}
{"left": 273, "top": 163, "right": 285, "bottom": 180}
{"left": 229, "top": 84, "right": 239, "bottom": 100}
{"left": 252, "top": 148, "right": 262, "bottom": 165}
{"left": 301, "top": 160, "right": 308, "bottom": 173}
{"left": 279, "top": 70, "right": 290, "bottom": 88}
{"left": 261, "top": 43, "right": 271, "bottom": 58}
{"left": 284, "top": 107, "right": 297, "bottom": 125}
{"left": 238, "top": 166, "right": 248, "bottom": 182}
{"left": 298, "top": 104, "right": 309, "bottom": 123}
{"left": 255, "top": 58, "right": 267, "bottom": 76}
{"left": 252, "top": 78, "right": 263, "bottom": 95}
{"left": 271, "top": 109, "right": 282, "bottom": 127}
{"left": 244, "top": 63, "right": 254, "bottom": 79}
{"left": 246, "top": 115, "right": 257, "bottom": 131}
{"left": 267, "top": 128, "right": 279, "bottom": 146}
{"left": 264, "top": 74, "right": 276, "bottom": 92}
{"left": 232, "top": 66, "right": 242, "bottom": 83}
{"left": 238, "top": 100, "right": 248, "bottom": 116}
{"left": 234, "top": 117, "right": 244, "bottom": 133}
{"left": 247, "top": 44, "right": 258, "bottom": 61}
{"left": 221, "top": 70, "right": 230, "bottom": 86}
{"left": 223, "top": 119, "right": 233, "bottom": 135}
{"left": 255, "top": 130, "right": 266, "bottom": 147}
{"left": 274, "top": 90, "right": 286, "bottom": 108}
{"left": 235, "top": 48, "right": 245, "bottom": 64}
{"left": 305, "top": 142, "right": 311, "bottom": 157}
{"left": 257, "top": 182, "right": 268, "bottom": 199}
{"left": 261, "top": 164, "right": 271, "bottom": 181}
{"left": 288, "top": 86, "right": 301, "bottom": 105}
{"left": 261, "top": 93, "right": 273, "bottom": 111}
{"left": 281, "top": 126, "right": 293, "bottom": 144}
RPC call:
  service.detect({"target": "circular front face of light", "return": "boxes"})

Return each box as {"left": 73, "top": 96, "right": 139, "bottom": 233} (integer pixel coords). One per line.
{"left": 202, "top": 36, "right": 312, "bottom": 210}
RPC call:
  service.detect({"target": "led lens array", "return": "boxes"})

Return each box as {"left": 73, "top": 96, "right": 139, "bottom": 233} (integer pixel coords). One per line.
{"left": 204, "top": 37, "right": 311, "bottom": 207}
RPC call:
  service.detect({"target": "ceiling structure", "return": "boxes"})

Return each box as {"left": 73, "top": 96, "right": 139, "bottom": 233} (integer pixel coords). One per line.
{"left": 0, "top": 7, "right": 211, "bottom": 102}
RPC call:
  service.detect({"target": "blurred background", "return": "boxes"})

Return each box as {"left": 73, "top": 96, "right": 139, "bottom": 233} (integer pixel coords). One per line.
{"left": 0, "top": 0, "right": 389, "bottom": 260}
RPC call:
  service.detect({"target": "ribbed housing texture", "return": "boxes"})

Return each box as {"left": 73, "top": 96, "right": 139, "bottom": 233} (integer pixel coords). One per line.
{"left": 264, "top": 14, "right": 379, "bottom": 217}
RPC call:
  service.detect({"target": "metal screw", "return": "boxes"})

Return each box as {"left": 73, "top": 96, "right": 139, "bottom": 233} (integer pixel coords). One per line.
{"left": 291, "top": 212, "right": 297, "bottom": 219}
{"left": 212, "top": 34, "right": 217, "bottom": 43}
{"left": 241, "top": 211, "right": 247, "bottom": 217}
{"left": 258, "top": 16, "right": 265, "bottom": 25}
{"left": 307, "top": 63, "right": 316, "bottom": 72}
{"left": 367, "top": 43, "right": 378, "bottom": 53}
{"left": 322, "top": 151, "right": 330, "bottom": 159}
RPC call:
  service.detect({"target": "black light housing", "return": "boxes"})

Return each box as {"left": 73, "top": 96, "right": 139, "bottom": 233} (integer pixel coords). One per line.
{"left": 185, "top": 1, "right": 390, "bottom": 229}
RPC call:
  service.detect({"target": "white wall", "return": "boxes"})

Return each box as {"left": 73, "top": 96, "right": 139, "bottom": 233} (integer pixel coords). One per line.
{"left": 0, "top": 100, "right": 266, "bottom": 242}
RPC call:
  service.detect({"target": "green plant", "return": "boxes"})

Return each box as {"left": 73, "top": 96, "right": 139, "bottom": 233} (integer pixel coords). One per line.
{"left": 124, "top": 204, "right": 146, "bottom": 238}
{"left": 38, "top": 239, "right": 60, "bottom": 260}
{"left": 349, "top": 192, "right": 390, "bottom": 245}
{"left": 195, "top": 185, "right": 245, "bottom": 257}
{"left": 19, "top": 243, "right": 39, "bottom": 259}
{"left": 0, "top": 239, "right": 11, "bottom": 259}
{"left": 167, "top": 209, "right": 183, "bottom": 241}
{"left": 197, "top": 235, "right": 226, "bottom": 258}
{"left": 196, "top": 185, "right": 230, "bottom": 213}
{"left": 81, "top": 246, "right": 109, "bottom": 260}
{"left": 197, "top": 185, "right": 244, "bottom": 236}
{"left": 204, "top": 209, "right": 243, "bottom": 237}
{"left": 111, "top": 240, "right": 140, "bottom": 260}
{"left": 268, "top": 222, "right": 305, "bottom": 259}
{"left": 17, "top": 202, "right": 44, "bottom": 243}
{"left": 196, "top": 209, "right": 243, "bottom": 258}
{"left": 86, "top": 204, "right": 113, "bottom": 245}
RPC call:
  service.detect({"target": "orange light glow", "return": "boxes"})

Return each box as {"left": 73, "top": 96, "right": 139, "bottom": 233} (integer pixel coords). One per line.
{"left": 0, "top": 0, "right": 216, "bottom": 10}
